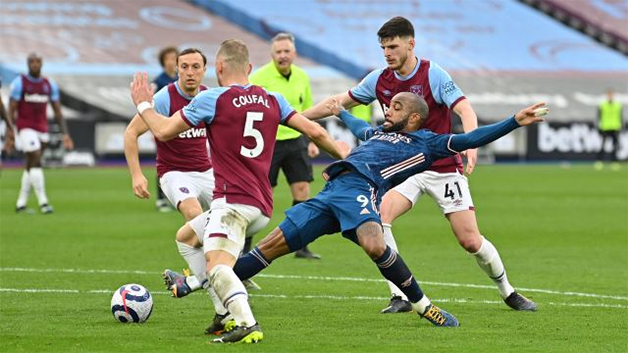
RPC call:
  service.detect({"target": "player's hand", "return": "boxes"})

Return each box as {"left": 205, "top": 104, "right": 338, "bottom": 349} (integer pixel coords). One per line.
{"left": 132, "top": 174, "right": 151, "bottom": 199}
{"left": 62, "top": 134, "right": 74, "bottom": 150}
{"left": 130, "top": 72, "right": 154, "bottom": 107}
{"left": 2, "top": 129, "right": 14, "bottom": 154}
{"left": 463, "top": 148, "right": 477, "bottom": 175}
{"left": 307, "top": 141, "right": 319, "bottom": 158}
{"left": 515, "top": 102, "right": 548, "bottom": 126}
{"left": 326, "top": 98, "right": 345, "bottom": 117}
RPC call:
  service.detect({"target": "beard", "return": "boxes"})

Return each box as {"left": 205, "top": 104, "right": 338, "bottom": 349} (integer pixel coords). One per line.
{"left": 382, "top": 118, "right": 408, "bottom": 133}
{"left": 389, "top": 52, "right": 408, "bottom": 71}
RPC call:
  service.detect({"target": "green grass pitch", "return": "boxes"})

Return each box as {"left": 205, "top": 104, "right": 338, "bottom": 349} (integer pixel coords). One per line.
{"left": 0, "top": 164, "right": 627, "bottom": 352}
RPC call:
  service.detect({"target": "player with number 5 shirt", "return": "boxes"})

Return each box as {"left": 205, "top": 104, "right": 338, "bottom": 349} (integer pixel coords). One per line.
{"left": 130, "top": 39, "right": 347, "bottom": 344}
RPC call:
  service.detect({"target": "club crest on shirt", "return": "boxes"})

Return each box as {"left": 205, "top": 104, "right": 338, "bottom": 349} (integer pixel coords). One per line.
{"left": 179, "top": 187, "right": 190, "bottom": 194}
{"left": 409, "top": 85, "right": 423, "bottom": 97}
{"left": 382, "top": 89, "right": 392, "bottom": 96}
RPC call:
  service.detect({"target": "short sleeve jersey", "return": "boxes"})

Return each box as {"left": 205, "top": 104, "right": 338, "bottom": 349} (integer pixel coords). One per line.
{"left": 10, "top": 74, "right": 60, "bottom": 133}
{"left": 180, "top": 84, "right": 296, "bottom": 217}
{"left": 151, "top": 82, "right": 212, "bottom": 177}
{"left": 349, "top": 59, "right": 466, "bottom": 173}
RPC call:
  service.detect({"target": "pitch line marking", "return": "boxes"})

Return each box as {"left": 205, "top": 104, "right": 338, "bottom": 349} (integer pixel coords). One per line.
{"left": 0, "top": 287, "right": 626, "bottom": 309}
{"left": 1, "top": 266, "right": 626, "bottom": 301}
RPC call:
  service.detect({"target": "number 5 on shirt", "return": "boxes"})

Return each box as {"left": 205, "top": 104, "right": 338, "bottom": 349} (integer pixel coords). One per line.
{"left": 240, "top": 112, "right": 264, "bottom": 158}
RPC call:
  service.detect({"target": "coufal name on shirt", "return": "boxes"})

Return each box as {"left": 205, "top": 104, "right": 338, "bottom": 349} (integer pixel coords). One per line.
{"left": 232, "top": 94, "right": 270, "bottom": 108}
{"left": 24, "top": 93, "right": 50, "bottom": 103}
{"left": 178, "top": 127, "right": 206, "bottom": 139}
{"left": 372, "top": 131, "right": 411, "bottom": 144}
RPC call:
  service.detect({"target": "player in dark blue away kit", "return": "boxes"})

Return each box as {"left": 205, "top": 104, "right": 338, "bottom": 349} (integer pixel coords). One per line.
{"left": 229, "top": 92, "right": 548, "bottom": 328}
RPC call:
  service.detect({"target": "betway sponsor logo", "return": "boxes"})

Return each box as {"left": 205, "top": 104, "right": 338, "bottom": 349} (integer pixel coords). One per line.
{"left": 24, "top": 93, "right": 49, "bottom": 103}
{"left": 537, "top": 123, "right": 627, "bottom": 159}
{"left": 178, "top": 127, "right": 206, "bottom": 139}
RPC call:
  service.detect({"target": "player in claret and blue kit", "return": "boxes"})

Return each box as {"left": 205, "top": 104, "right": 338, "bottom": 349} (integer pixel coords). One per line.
{"left": 130, "top": 39, "right": 347, "bottom": 343}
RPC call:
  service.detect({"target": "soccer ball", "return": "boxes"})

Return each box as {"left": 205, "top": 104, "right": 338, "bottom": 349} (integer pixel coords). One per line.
{"left": 110, "top": 284, "right": 153, "bottom": 323}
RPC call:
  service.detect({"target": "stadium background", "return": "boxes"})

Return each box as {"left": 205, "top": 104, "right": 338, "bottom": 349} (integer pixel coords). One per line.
{"left": 0, "top": 1, "right": 627, "bottom": 352}
{"left": 1, "top": 0, "right": 627, "bottom": 165}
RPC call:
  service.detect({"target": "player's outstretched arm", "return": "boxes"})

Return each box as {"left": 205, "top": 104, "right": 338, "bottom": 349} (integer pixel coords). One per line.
{"left": 130, "top": 72, "right": 188, "bottom": 141}
{"left": 449, "top": 102, "right": 548, "bottom": 152}
{"left": 301, "top": 92, "right": 359, "bottom": 121}
{"left": 124, "top": 115, "right": 151, "bottom": 199}
{"left": 327, "top": 98, "right": 374, "bottom": 141}
{"left": 287, "top": 114, "right": 349, "bottom": 159}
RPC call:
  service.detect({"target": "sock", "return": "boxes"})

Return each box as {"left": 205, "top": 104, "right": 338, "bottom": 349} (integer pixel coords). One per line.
{"left": 382, "top": 224, "right": 408, "bottom": 301}
{"left": 207, "top": 285, "right": 228, "bottom": 315}
{"left": 472, "top": 236, "right": 515, "bottom": 299}
{"left": 411, "top": 295, "right": 432, "bottom": 315}
{"left": 28, "top": 168, "right": 48, "bottom": 206}
{"left": 176, "top": 239, "right": 228, "bottom": 315}
{"left": 16, "top": 170, "right": 31, "bottom": 207}
{"left": 242, "top": 236, "right": 253, "bottom": 254}
{"left": 209, "top": 264, "right": 256, "bottom": 327}
{"left": 373, "top": 246, "right": 424, "bottom": 304}
{"left": 234, "top": 247, "right": 272, "bottom": 281}
{"left": 176, "top": 241, "right": 208, "bottom": 290}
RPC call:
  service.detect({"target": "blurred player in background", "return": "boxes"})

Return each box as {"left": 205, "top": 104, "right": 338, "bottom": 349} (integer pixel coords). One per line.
{"left": 125, "top": 48, "right": 212, "bottom": 221}
{"left": 302, "top": 16, "right": 536, "bottom": 313}
{"left": 250, "top": 32, "right": 321, "bottom": 260}
{"left": 234, "top": 93, "right": 547, "bottom": 328}
{"left": 9, "top": 53, "right": 73, "bottom": 214}
{"left": 153, "top": 46, "right": 179, "bottom": 212}
{"left": 595, "top": 88, "right": 623, "bottom": 171}
{"left": 1, "top": 78, "right": 15, "bottom": 166}
{"left": 130, "top": 39, "right": 347, "bottom": 344}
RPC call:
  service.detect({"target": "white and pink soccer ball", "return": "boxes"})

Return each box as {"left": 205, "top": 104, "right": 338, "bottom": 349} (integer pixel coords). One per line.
{"left": 111, "top": 284, "right": 153, "bottom": 323}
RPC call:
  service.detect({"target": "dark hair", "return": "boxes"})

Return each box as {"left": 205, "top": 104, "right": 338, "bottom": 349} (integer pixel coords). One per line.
{"left": 158, "top": 46, "right": 178, "bottom": 67}
{"left": 377, "top": 16, "right": 415, "bottom": 41}
{"left": 178, "top": 48, "right": 207, "bottom": 67}
{"left": 27, "top": 52, "right": 43, "bottom": 62}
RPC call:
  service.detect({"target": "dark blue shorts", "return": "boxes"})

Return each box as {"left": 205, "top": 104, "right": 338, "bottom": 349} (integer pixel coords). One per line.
{"left": 279, "top": 173, "right": 381, "bottom": 251}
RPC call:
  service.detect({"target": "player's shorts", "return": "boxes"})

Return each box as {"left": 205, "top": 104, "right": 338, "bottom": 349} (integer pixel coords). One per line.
{"left": 279, "top": 172, "right": 381, "bottom": 251}
{"left": 269, "top": 136, "right": 313, "bottom": 187}
{"left": 159, "top": 168, "right": 215, "bottom": 210}
{"left": 17, "top": 128, "right": 49, "bottom": 153}
{"left": 392, "top": 170, "right": 474, "bottom": 215}
{"left": 189, "top": 198, "right": 269, "bottom": 258}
